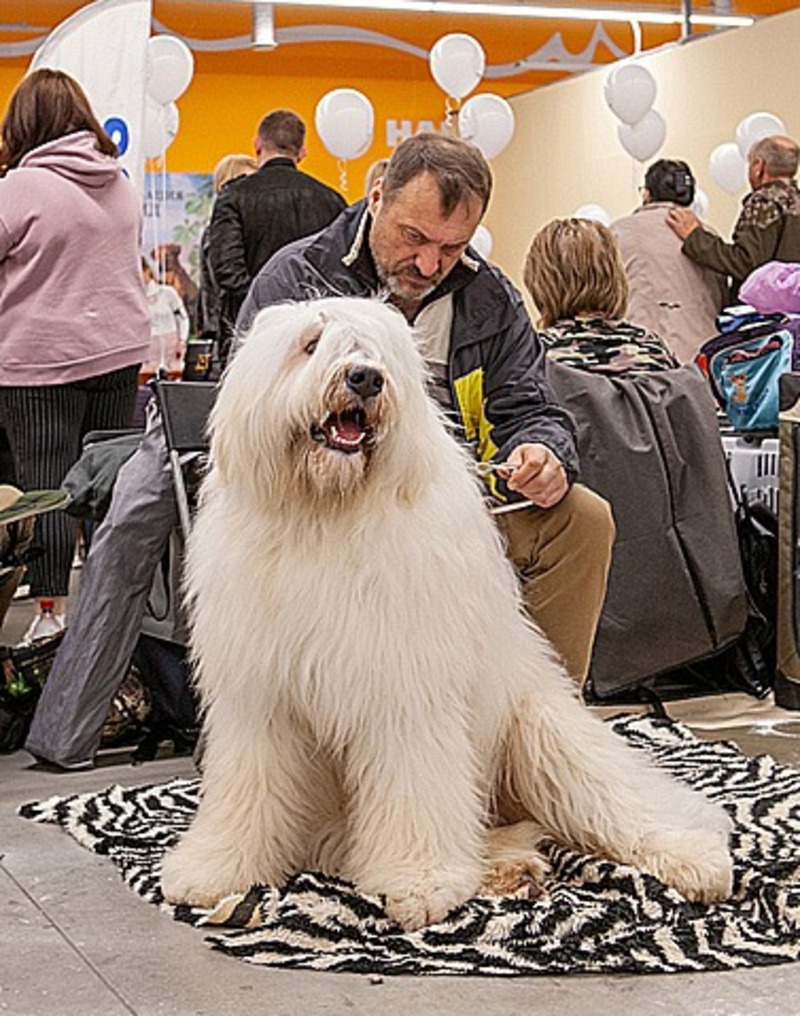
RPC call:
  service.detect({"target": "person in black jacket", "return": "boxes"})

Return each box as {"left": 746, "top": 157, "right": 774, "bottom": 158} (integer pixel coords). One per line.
{"left": 195, "top": 153, "right": 258, "bottom": 368}
{"left": 206, "top": 109, "right": 346, "bottom": 366}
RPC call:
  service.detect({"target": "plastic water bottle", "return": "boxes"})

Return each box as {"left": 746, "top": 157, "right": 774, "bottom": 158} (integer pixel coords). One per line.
{"left": 34, "top": 599, "right": 63, "bottom": 640}
{"left": 19, "top": 598, "right": 65, "bottom": 647}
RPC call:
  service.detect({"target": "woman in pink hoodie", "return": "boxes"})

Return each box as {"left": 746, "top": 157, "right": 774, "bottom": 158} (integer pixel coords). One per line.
{"left": 0, "top": 69, "right": 149, "bottom": 644}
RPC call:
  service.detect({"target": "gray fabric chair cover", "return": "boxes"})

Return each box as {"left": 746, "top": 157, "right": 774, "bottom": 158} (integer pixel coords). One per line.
{"left": 547, "top": 360, "right": 748, "bottom": 697}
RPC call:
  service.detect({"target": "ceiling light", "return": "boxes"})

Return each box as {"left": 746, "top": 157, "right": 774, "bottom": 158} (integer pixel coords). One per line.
{"left": 253, "top": 1, "right": 277, "bottom": 47}
{"left": 225, "top": 0, "right": 754, "bottom": 28}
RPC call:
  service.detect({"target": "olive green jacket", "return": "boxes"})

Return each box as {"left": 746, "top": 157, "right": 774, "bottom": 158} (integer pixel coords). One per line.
{"left": 683, "top": 179, "right": 800, "bottom": 301}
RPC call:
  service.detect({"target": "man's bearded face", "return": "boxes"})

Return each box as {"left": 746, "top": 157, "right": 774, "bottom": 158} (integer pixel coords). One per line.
{"left": 368, "top": 172, "right": 483, "bottom": 307}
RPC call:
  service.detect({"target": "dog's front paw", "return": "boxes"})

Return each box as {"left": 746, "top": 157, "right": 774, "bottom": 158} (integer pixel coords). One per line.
{"left": 382, "top": 872, "right": 477, "bottom": 932}
{"left": 480, "top": 854, "right": 551, "bottom": 899}
{"left": 638, "top": 829, "right": 733, "bottom": 903}
{"left": 160, "top": 840, "right": 266, "bottom": 908}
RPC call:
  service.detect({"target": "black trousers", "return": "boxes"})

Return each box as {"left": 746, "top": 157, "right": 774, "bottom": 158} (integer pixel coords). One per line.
{"left": 1, "top": 365, "right": 140, "bottom": 597}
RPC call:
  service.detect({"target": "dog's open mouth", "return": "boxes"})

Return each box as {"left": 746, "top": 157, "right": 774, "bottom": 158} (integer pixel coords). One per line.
{"left": 311, "top": 409, "right": 372, "bottom": 454}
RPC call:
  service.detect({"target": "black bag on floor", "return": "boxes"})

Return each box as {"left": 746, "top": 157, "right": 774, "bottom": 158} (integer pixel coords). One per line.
{"left": 129, "top": 633, "right": 199, "bottom": 762}
{"left": 99, "top": 666, "right": 153, "bottom": 749}
{"left": 0, "top": 632, "right": 65, "bottom": 753}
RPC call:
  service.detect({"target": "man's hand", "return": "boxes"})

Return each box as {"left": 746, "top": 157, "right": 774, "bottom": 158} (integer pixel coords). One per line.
{"left": 502, "top": 443, "right": 568, "bottom": 509}
{"left": 666, "top": 206, "right": 701, "bottom": 241}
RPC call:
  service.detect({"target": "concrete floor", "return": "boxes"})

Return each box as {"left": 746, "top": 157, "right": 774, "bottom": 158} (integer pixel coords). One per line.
{"left": 6, "top": 594, "right": 800, "bottom": 1014}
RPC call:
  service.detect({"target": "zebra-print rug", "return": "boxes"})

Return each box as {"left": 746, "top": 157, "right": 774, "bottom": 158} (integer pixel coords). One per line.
{"left": 19, "top": 714, "right": 800, "bottom": 976}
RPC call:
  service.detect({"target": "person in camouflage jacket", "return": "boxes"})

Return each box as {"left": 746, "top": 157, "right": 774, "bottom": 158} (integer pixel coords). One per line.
{"left": 667, "top": 135, "right": 800, "bottom": 302}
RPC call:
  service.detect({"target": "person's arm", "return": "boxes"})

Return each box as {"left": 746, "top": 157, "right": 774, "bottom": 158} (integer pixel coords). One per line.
{"left": 669, "top": 193, "right": 785, "bottom": 282}
{"left": 479, "top": 276, "right": 578, "bottom": 507}
{"left": 207, "top": 189, "right": 251, "bottom": 314}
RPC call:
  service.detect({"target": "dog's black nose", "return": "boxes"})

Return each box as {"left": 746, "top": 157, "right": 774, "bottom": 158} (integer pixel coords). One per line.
{"left": 345, "top": 365, "right": 384, "bottom": 399}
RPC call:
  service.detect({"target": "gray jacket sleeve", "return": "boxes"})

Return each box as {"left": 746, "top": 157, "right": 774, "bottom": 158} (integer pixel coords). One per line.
{"left": 231, "top": 242, "right": 331, "bottom": 358}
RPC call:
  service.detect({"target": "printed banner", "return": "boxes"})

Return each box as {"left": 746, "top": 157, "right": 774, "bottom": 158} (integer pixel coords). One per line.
{"left": 143, "top": 170, "right": 213, "bottom": 332}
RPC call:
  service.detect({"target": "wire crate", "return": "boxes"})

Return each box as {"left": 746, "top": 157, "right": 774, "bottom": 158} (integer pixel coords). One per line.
{"left": 721, "top": 434, "right": 779, "bottom": 514}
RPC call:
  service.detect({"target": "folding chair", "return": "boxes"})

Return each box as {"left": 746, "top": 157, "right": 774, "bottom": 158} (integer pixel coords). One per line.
{"left": 152, "top": 380, "right": 217, "bottom": 539}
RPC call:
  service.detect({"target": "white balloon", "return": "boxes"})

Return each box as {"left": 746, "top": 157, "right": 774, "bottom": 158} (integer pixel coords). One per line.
{"left": 315, "top": 88, "right": 374, "bottom": 161}
{"left": 146, "top": 35, "right": 194, "bottom": 106}
{"left": 604, "top": 62, "right": 657, "bottom": 126}
{"left": 470, "top": 224, "right": 493, "bottom": 259}
{"left": 429, "top": 33, "right": 485, "bottom": 101}
{"left": 691, "top": 187, "right": 709, "bottom": 219}
{"left": 709, "top": 142, "right": 748, "bottom": 194}
{"left": 458, "top": 93, "right": 515, "bottom": 160}
{"left": 735, "top": 111, "right": 787, "bottom": 159}
{"left": 142, "top": 96, "right": 179, "bottom": 159}
{"left": 617, "top": 109, "right": 666, "bottom": 163}
{"left": 573, "top": 203, "right": 612, "bottom": 227}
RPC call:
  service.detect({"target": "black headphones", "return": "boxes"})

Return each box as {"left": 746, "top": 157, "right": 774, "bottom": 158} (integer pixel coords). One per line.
{"left": 671, "top": 170, "right": 695, "bottom": 204}
{"left": 645, "top": 161, "right": 695, "bottom": 206}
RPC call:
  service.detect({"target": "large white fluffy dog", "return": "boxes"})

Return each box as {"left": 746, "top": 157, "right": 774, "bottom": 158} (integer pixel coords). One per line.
{"left": 160, "top": 296, "right": 733, "bottom": 931}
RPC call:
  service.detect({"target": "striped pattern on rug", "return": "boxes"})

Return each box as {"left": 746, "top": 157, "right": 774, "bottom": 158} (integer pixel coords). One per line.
{"left": 19, "top": 715, "right": 800, "bottom": 976}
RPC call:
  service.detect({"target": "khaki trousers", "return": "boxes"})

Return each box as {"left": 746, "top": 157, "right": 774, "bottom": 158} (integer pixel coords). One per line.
{"left": 495, "top": 483, "right": 615, "bottom": 687}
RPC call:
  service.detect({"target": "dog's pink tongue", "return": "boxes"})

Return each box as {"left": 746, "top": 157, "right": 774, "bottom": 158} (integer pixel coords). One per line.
{"left": 333, "top": 415, "right": 364, "bottom": 442}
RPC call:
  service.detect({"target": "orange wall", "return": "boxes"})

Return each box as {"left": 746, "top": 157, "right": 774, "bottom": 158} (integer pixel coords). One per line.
{"left": 0, "top": 60, "right": 526, "bottom": 199}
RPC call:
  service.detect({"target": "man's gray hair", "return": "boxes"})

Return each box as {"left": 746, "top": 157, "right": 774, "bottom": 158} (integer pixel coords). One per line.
{"left": 381, "top": 133, "right": 493, "bottom": 216}
{"left": 750, "top": 135, "right": 800, "bottom": 179}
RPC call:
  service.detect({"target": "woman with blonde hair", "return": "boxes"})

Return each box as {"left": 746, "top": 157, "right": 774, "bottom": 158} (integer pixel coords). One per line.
{"left": 212, "top": 153, "right": 258, "bottom": 195}
{"left": 524, "top": 218, "right": 677, "bottom": 375}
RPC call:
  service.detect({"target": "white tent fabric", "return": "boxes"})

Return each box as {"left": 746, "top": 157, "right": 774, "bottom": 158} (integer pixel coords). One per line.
{"left": 30, "top": 0, "right": 152, "bottom": 194}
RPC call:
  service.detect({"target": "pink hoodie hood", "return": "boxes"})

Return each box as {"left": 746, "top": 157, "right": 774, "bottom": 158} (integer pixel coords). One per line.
{"left": 0, "top": 129, "right": 149, "bottom": 385}
{"left": 19, "top": 130, "right": 118, "bottom": 189}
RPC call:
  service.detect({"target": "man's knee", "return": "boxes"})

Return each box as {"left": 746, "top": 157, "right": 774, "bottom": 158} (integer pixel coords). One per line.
{"left": 524, "top": 482, "right": 615, "bottom": 564}
{"left": 562, "top": 483, "right": 616, "bottom": 554}
{"left": 495, "top": 482, "right": 614, "bottom": 575}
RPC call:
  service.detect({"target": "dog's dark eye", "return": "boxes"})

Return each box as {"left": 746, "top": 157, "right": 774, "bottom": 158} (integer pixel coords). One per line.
{"left": 304, "top": 337, "right": 319, "bottom": 355}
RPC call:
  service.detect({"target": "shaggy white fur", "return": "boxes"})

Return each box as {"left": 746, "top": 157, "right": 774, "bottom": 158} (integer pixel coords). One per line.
{"left": 159, "top": 297, "right": 733, "bottom": 931}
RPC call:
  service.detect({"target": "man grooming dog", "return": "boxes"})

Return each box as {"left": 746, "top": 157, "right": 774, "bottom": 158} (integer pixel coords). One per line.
{"left": 26, "top": 132, "right": 614, "bottom": 770}
{"left": 234, "top": 132, "right": 615, "bottom": 688}
{"left": 159, "top": 297, "right": 733, "bottom": 931}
